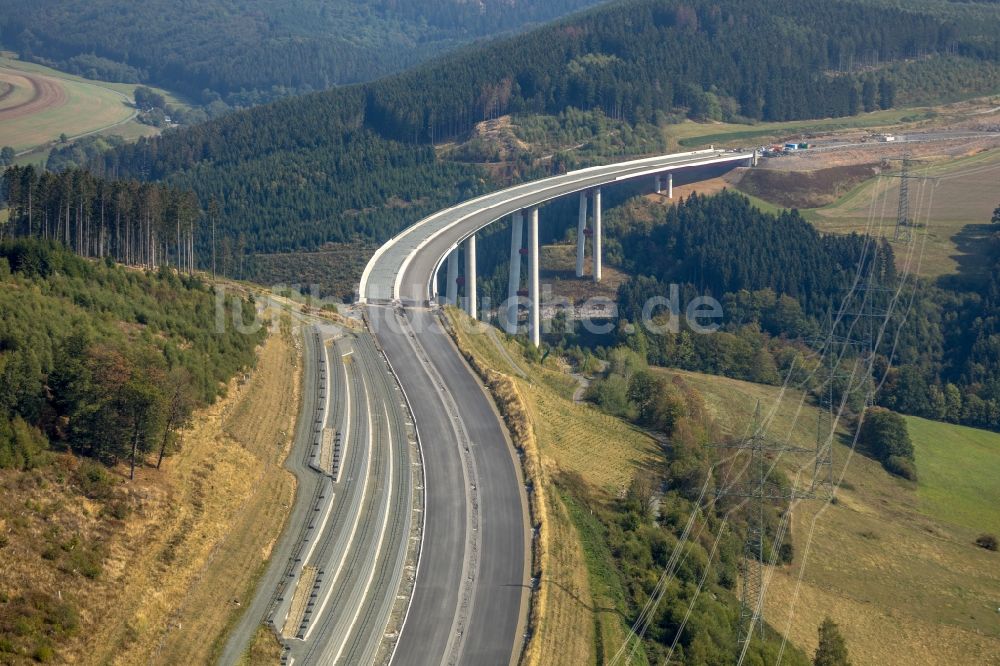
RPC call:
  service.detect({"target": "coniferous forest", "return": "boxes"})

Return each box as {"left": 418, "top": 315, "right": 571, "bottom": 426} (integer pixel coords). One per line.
{"left": 0, "top": 0, "right": 609, "bottom": 102}
{"left": 55, "top": 0, "right": 998, "bottom": 262}
{"left": 0, "top": 238, "right": 262, "bottom": 471}
{"left": 1, "top": 167, "right": 200, "bottom": 271}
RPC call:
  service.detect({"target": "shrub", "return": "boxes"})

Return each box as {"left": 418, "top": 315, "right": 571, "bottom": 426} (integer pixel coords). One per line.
{"left": 74, "top": 460, "right": 116, "bottom": 500}
{"left": 65, "top": 545, "right": 103, "bottom": 579}
{"left": 32, "top": 643, "right": 55, "bottom": 662}
{"left": 975, "top": 533, "right": 998, "bottom": 551}
{"left": 884, "top": 455, "right": 918, "bottom": 481}
{"left": 860, "top": 408, "right": 914, "bottom": 461}
{"left": 860, "top": 408, "right": 917, "bottom": 479}
{"left": 0, "top": 418, "right": 48, "bottom": 471}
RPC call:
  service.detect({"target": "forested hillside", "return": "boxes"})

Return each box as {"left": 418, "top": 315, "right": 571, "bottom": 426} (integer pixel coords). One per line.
{"left": 0, "top": 0, "right": 607, "bottom": 102}
{"left": 0, "top": 238, "right": 261, "bottom": 472}
{"left": 62, "top": 0, "right": 999, "bottom": 264}
{"left": 0, "top": 168, "right": 256, "bottom": 473}
{"left": 595, "top": 191, "right": 1000, "bottom": 440}
{"left": 0, "top": 236, "right": 268, "bottom": 661}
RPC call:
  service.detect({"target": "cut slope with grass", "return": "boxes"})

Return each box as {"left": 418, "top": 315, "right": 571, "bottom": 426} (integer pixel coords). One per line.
{"left": 82, "top": 328, "right": 299, "bottom": 666}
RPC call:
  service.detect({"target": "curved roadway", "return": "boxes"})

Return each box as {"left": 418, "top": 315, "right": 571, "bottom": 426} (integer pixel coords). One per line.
{"left": 360, "top": 149, "right": 752, "bottom": 305}
{"left": 359, "top": 150, "right": 752, "bottom": 666}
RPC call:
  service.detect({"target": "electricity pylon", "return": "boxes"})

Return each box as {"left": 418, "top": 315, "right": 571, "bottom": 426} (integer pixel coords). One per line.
{"left": 711, "top": 402, "right": 813, "bottom": 656}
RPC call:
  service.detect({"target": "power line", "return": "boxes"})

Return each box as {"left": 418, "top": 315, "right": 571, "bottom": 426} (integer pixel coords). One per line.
{"left": 709, "top": 402, "right": 816, "bottom": 656}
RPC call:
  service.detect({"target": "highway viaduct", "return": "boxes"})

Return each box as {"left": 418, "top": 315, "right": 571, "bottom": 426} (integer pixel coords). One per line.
{"left": 357, "top": 149, "right": 754, "bottom": 666}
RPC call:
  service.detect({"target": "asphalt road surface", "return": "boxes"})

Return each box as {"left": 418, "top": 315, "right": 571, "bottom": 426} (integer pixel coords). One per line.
{"left": 220, "top": 321, "right": 416, "bottom": 666}
{"left": 356, "top": 152, "right": 756, "bottom": 666}
{"left": 360, "top": 149, "right": 752, "bottom": 304}
{"left": 366, "top": 305, "right": 530, "bottom": 666}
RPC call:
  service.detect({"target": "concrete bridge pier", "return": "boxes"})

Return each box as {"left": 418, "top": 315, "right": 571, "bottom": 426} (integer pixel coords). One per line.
{"left": 592, "top": 187, "right": 602, "bottom": 283}
{"left": 654, "top": 175, "right": 662, "bottom": 194}
{"left": 506, "top": 211, "right": 524, "bottom": 334}
{"left": 667, "top": 172, "right": 673, "bottom": 199}
{"left": 465, "top": 234, "right": 477, "bottom": 319}
{"left": 446, "top": 248, "right": 459, "bottom": 305}
{"left": 528, "top": 207, "right": 540, "bottom": 347}
{"left": 575, "top": 191, "right": 587, "bottom": 278}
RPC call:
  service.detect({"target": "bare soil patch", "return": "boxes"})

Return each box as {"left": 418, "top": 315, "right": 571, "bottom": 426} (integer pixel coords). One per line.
{"left": 736, "top": 163, "right": 881, "bottom": 208}
{"left": 539, "top": 243, "right": 627, "bottom": 305}
{"left": 250, "top": 243, "right": 374, "bottom": 303}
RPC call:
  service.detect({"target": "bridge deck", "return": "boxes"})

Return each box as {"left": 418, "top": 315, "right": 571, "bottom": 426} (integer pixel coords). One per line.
{"left": 360, "top": 149, "right": 752, "bottom": 305}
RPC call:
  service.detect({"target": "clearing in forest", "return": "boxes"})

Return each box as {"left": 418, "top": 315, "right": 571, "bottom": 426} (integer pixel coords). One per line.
{"left": 0, "top": 56, "right": 179, "bottom": 154}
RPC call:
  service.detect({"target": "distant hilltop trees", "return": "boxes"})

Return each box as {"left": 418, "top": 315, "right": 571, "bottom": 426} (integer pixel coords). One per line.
{"left": 0, "top": 0, "right": 608, "bottom": 101}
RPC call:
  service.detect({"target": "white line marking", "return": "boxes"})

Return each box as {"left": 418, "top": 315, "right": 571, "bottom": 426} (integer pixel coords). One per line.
{"left": 302, "top": 336, "right": 337, "bottom": 566}
{"left": 330, "top": 399, "right": 396, "bottom": 664}
{"left": 301, "top": 487, "right": 335, "bottom": 566}
{"left": 380, "top": 313, "right": 429, "bottom": 666}
{"left": 303, "top": 367, "right": 373, "bottom": 641}
{"left": 334, "top": 345, "right": 352, "bottom": 482}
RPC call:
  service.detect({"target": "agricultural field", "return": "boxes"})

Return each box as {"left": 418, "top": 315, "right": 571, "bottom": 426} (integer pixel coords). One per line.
{"left": 800, "top": 148, "right": 1000, "bottom": 279}
{"left": 446, "top": 309, "right": 655, "bottom": 665}
{"left": 0, "top": 55, "right": 177, "bottom": 156}
{"left": 657, "top": 368, "right": 1000, "bottom": 666}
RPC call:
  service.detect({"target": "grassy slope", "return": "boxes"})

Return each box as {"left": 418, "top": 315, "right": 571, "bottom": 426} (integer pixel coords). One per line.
{"left": 446, "top": 310, "right": 655, "bottom": 665}
{"left": 799, "top": 147, "right": 1000, "bottom": 278}
{"left": 0, "top": 55, "right": 179, "bottom": 154}
{"left": 664, "top": 107, "right": 921, "bottom": 150}
{"left": 92, "top": 325, "right": 299, "bottom": 665}
{"left": 656, "top": 368, "right": 1000, "bottom": 665}
{"left": 906, "top": 415, "right": 1000, "bottom": 536}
